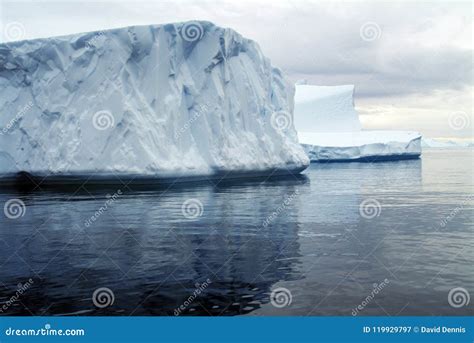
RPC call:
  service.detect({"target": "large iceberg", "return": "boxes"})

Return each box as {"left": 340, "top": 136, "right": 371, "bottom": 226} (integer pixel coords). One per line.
{"left": 0, "top": 21, "right": 309, "bottom": 184}
{"left": 295, "top": 84, "right": 421, "bottom": 162}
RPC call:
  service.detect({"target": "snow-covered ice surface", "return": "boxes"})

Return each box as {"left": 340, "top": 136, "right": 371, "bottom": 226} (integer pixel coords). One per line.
{"left": 0, "top": 21, "right": 309, "bottom": 184}
{"left": 294, "top": 84, "right": 422, "bottom": 162}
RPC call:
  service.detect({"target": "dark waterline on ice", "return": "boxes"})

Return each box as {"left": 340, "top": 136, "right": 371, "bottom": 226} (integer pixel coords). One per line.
{"left": 0, "top": 149, "right": 472, "bottom": 316}
{"left": 310, "top": 153, "right": 421, "bottom": 163}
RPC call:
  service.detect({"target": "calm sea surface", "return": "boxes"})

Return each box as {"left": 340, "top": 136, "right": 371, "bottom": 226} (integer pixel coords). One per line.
{"left": 0, "top": 149, "right": 472, "bottom": 316}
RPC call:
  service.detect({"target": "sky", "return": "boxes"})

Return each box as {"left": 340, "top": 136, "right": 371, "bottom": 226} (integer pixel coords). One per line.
{"left": 0, "top": 0, "right": 472, "bottom": 139}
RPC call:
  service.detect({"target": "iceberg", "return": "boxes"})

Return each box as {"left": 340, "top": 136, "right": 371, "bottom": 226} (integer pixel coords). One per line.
{"left": 294, "top": 84, "right": 361, "bottom": 132}
{"left": 0, "top": 21, "right": 309, "bottom": 184}
{"left": 294, "top": 84, "right": 421, "bottom": 162}
{"left": 421, "top": 138, "right": 473, "bottom": 149}
{"left": 299, "top": 131, "right": 421, "bottom": 162}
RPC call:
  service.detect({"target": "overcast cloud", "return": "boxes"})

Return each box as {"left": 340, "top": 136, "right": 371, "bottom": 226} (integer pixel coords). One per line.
{"left": 1, "top": 0, "right": 472, "bottom": 139}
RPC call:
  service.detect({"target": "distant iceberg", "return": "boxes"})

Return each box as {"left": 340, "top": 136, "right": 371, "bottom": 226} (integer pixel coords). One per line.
{"left": 421, "top": 138, "right": 473, "bottom": 149}
{"left": 299, "top": 131, "right": 421, "bottom": 162}
{"left": 294, "top": 84, "right": 421, "bottom": 162}
{"left": 0, "top": 21, "right": 309, "bottom": 184}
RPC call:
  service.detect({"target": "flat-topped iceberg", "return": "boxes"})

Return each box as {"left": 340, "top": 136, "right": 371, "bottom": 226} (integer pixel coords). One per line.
{"left": 294, "top": 84, "right": 421, "bottom": 162}
{"left": 0, "top": 21, "right": 309, "bottom": 183}
{"left": 294, "top": 84, "right": 361, "bottom": 132}
{"left": 421, "top": 138, "right": 473, "bottom": 149}
{"left": 299, "top": 131, "right": 421, "bottom": 162}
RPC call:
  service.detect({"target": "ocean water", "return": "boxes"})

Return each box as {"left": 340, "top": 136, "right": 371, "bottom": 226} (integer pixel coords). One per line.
{"left": 0, "top": 149, "right": 472, "bottom": 316}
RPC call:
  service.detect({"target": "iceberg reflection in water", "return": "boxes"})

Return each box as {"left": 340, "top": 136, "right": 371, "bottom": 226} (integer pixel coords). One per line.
{"left": 0, "top": 150, "right": 472, "bottom": 316}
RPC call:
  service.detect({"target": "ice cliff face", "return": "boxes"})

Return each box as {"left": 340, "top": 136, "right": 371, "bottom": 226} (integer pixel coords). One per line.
{"left": 0, "top": 21, "right": 309, "bottom": 181}
{"left": 294, "top": 85, "right": 361, "bottom": 132}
